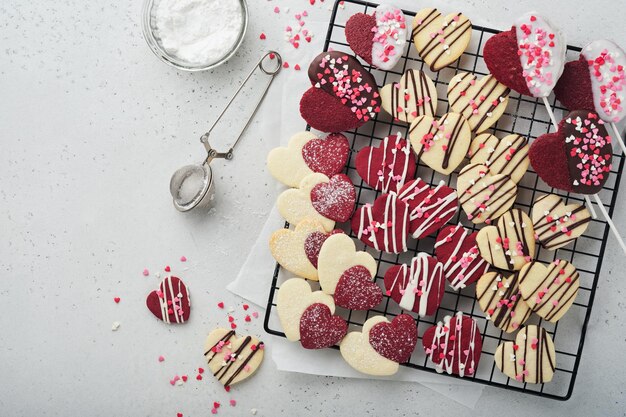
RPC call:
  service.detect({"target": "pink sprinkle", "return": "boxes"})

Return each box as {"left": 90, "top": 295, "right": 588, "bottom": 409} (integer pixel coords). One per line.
{"left": 211, "top": 408, "right": 217, "bottom": 415}
{"left": 158, "top": 355, "right": 165, "bottom": 362}
{"left": 142, "top": 268, "right": 149, "bottom": 276}
{"left": 294, "top": 64, "right": 301, "bottom": 71}
{"left": 180, "top": 256, "right": 187, "bottom": 262}
{"left": 273, "top": 6, "right": 280, "bottom": 13}
{"left": 283, "top": 62, "right": 289, "bottom": 69}
{"left": 259, "top": 33, "right": 266, "bottom": 40}
{"left": 252, "top": 311, "right": 259, "bottom": 318}
{"left": 229, "top": 400, "right": 236, "bottom": 407}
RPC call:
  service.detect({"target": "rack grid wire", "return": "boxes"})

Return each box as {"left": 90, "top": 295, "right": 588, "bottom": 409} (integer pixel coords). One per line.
{"left": 264, "top": 0, "right": 625, "bottom": 401}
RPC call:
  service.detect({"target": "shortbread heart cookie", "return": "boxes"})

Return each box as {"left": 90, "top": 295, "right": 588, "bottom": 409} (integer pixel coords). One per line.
{"left": 267, "top": 132, "right": 350, "bottom": 187}
{"left": 146, "top": 276, "right": 191, "bottom": 324}
{"left": 554, "top": 39, "right": 626, "bottom": 124}
{"left": 434, "top": 224, "right": 489, "bottom": 290}
{"left": 334, "top": 265, "right": 383, "bottom": 310}
{"left": 300, "top": 303, "right": 348, "bottom": 349}
{"left": 369, "top": 314, "right": 417, "bottom": 363}
{"left": 345, "top": 4, "right": 409, "bottom": 70}
{"left": 304, "top": 229, "right": 344, "bottom": 269}
{"left": 351, "top": 193, "right": 410, "bottom": 254}
{"left": 519, "top": 260, "right": 579, "bottom": 322}
{"left": 476, "top": 271, "right": 532, "bottom": 333}
{"left": 277, "top": 173, "right": 336, "bottom": 231}
{"left": 422, "top": 312, "right": 482, "bottom": 377}
{"left": 397, "top": 179, "right": 458, "bottom": 239}
{"left": 276, "top": 278, "right": 335, "bottom": 341}
{"left": 270, "top": 219, "right": 326, "bottom": 280}
{"left": 310, "top": 174, "right": 356, "bottom": 222}
{"left": 457, "top": 163, "right": 517, "bottom": 224}
{"left": 448, "top": 73, "right": 510, "bottom": 133}
{"left": 483, "top": 13, "right": 566, "bottom": 98}
{"left": 203, "top": 329, "right": 264, "bottom": 386}
{"left": 380, "top": 69, "right": 437, "bottom": 123}
{"left": 476, "top": 209, "right": 536, "bottom": 271}
{"left": 355, "top": 133, "right": 416, "bottom": 193}
{"left": 300, "top": 51, "right": 381, "bottom": 132}
{"left": 317, "top": 234, "right": 377, "bottom": 295}
{"left": 411, "top": 8, "right": 472, "bottom": 71}
{"left": 383, "top": 253, "right": 445, "bottom": 317}
{"left": 495, "top": 325, "right": 556, "bottom": 384}
{"left": 529, "top": 110, "right": 613, "bottom": 195}
{"left": 340, "top": 316, "right": 400, "bottom": 376}
{"left": 468, "top": 133, "right": 529, "bottom": 183}
{"left": 409, "top": 112, "right": 472, "bottom": 175}
{"left": 531, "top": 194, "right": 591, "bottom": 250}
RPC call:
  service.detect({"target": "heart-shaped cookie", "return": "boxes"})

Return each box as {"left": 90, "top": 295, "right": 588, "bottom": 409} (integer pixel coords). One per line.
{"left": 483, "top": 13, "right": 566, "bottom": 98}
{"left": 519, "top": 260, "right": 579, "bottom": 322}
{"left": 351, "top": 193, "right": 410, "bottom": 254}
{"left": 369, "top": 314, "right": 417, "bottom": 363}
{"left": 397, "top": 179, "right": 458, "bottom": 239}
{"left": 434, "top": 224, "right": 489, "bottom": 290}
{"left": 304, "top": 229, "right": 344, "bottom": 269}
{"left": 267, "top": 132, "right": 350, "bottom": 187}
{"left": 495, "top": 325, "right": 556, "bottom": 384}
{"left": 317, "top": 234, "right": 377, "bottom": 295}
{"left": 270, "top": 218, "right": 326, "bottom": 280}
{"left": 529, "top": 110, "right": 613, "bottom": 195}
{"left": 300, "top": 303, "right": 348, "bottom": 349}
{"left": 447, "top": 73, "right": 510, "bottom": 133}
{"left": 203, "top": 328, "right": 264, "bottom": 386}
{"left": 422, "top": 312, "right": 482, "bottom": 377}
{"left": 345, "top": 4, "right": 408, "bottom": 70}
{"left": 146, "top": 276, "right": 191, "bottom": 324}
{"left": 300, "top": 51, "right": 381, "bottom": 132}
{"left": 383, "top": 253, "right": 445, "bottom": 316}
{"left": 476, "top": 209, "right": 536, "bottom": 271}
{"left": 531, "top": 194, "right": 591, "bottom": 250}
{"left": 355, "top": 133, "right": 416, "bottom": 194}
{"left": 554, "top": 40, "right": 626, "bottom": 123}
{"left": 476, "top": 271, "right": 532, "bottom": 333}
{"left": 457, "top": 163, "right": 517, "bottom": 224}
{"left": 468, "top": 133, "right": 529, "bottom": 183}
{"left": 276, "top": 278, "right": 335, "bottom": 341}
{"left": 380, "top": 69, "right": 438, "bottom": 123}
{"left": 340, "top": 316, "right": 400, "bottom": 376}
{"left": 310, "top": 174, "right": 356, "bottom": 223}
{"left": 409, "top": 112, "right": 472, "bottom": 175}
{"left": 277, "top": 173, "right": 336, "bottom": 231}
{"left": 334, "top": 265, "right": 382, "bottom": 310}
{"left": 411, "top": 8, "right": 472, "bottom": 71}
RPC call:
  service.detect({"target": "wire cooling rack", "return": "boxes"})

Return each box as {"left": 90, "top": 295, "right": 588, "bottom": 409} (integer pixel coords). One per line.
{"left": 264, "top": 0, "right": 625, "bottom": 401}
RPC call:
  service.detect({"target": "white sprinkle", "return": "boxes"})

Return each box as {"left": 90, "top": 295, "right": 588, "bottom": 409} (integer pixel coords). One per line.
{"left": 112, "top": 321, "right": 121, "bottom": 331}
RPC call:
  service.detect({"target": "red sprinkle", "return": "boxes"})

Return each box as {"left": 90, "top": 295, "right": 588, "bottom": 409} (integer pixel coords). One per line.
{"left": 217, "top": 302, "right": 224, "bottom": 309}
{"left": 228, "top": 316, "right": 235, "bottom": 323}
{"left": 180, "top": 256, "right": 187, "bottom": 262}
{"left": 294, "top": 64, "right": 301, "bottom": 71}
{"left": 181, "top": 375, "right": 188, "bottom": 382}
{"left": 114, "top": 297, "right": 121, "bottom": 303}
{"left": 245, "top": 315, "right": 251, "bottom": 322}
{"left": 224, "top": 386, "right": 231, "bottom": 392}
{"left": 214, "top": 402, "right": 221, "bottom": 409}
{"left": 177, "top": 413, "right": 183, "bottom": 417}
{"left": 196, "top": 374, "right": 203, "bottom": 380}
{"left": 198, "top": 367, "right": 204, "bottom": 374}
{"left": 259, "top": 33, "right": 266, "bottom": 40}
{"left": 164, "top": 266, "right": 171, "bottom": 272}
{"left": 230, "top": 323, "right": 237, "bottom": 329}
{"left": 229, "top": 400, "right": 236, "bottom": 407}
{"left": 283, "top": 62, "right": 290, "bottom": 68}
{"left": 243, "top": 304, "right": 249, "bottom": 310}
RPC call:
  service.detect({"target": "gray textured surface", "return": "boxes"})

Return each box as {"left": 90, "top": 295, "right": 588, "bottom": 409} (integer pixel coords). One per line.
{"left": 1, "top": 0, "right": 625, "bottom": 416}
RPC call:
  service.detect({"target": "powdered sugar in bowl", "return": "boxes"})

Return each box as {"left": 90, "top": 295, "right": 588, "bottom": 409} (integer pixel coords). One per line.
{"left": 142, "top": 0, "right": 248, "bottom": 71}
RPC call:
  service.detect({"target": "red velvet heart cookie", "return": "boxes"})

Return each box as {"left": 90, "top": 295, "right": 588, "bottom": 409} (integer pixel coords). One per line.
{"left": 299, "top": 303, "right": 348, "bottom": 349}
{"left": 369, "top": 314, "right": 417, "bottom": 363}
{"left": 310, "top": 174, "right": 356, "bottom": 222}
{"left": 303, "top": 133, "right": 350, "bottom": 176}
{"left": 529, "top": 110, "right": 613, "bottom": 194}
{"left": 553, "top": 56, "right": 594, "bottom": 113}
{"left": 383, "top": 253, "right": 445, "bottom": 317}
{"left": 355, "top": 133, "right": 416, "bottom": 193}
{"left": 351, "top": 193, "right": 410, "bottom": 254}
{"left": 397, "top": 179, "right": 458, "bottom": 239}
{"left": 300, "top": 51, "right": 381, "bottom": 132}
{"left": 434, "top": 224, "right": 489, "bottom": 291}
{"left": 422, "top": 312, "right": 482, "bottom": 377}
{"left": 304, "top": 229, "right": 344, "bottom": 268}
{"left": 334, "top": 265, "right": 383, "bottom": 310}
{"left": 146, "top": 276, "right": 191, "bottom": 324}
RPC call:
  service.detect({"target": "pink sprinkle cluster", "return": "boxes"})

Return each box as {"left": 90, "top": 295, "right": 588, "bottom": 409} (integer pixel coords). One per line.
{"left": 372, "top": 8, "right": 406, "bottom": 63}
{"left": 588, "top": 50, "right": 625, "bottom": 122}
{"left": 284, "top": 11, "right": 313, "bottom": 48}
{"left": 517, "top": 16, "right": 558, "bottom": 96}
{"left": 565, "top": 113, "right": 612, "bottom": 187}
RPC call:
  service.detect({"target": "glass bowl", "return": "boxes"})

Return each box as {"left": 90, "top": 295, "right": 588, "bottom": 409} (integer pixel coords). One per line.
{"left": 141, "top": 0, "right": 249, "bottom": 72}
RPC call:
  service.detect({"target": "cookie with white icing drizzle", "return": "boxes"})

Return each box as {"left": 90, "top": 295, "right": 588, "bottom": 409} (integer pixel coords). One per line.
{"left": 495, "top": 325, "right": 556, "bottom": 384}
{"left": 409, "top": 112, "right": 472, "bottom": 175}
{"left": 422, "top": 312, "right": 482, "bottom": 377}
{"left": 476, "top": 209, "right": 536, "bottom": 271}
{"left": 351, "top": 193, "right": 410, "bottom": 254}
{"left": 447, "top": 73, "right": 510, "bottom": 133}
{"left": 531, "top": 194, "right": 591, "bottom": 250}
{"left": 518, "top": 259, "right": 580, "bottom": 322}
{"left": 380, "top": 69, "right": 438, "bottom": 123}
{"left": 476, "top": 271, "right": 532, "bottom": 333}
{"left": 412, "top": 8, "right": 472, "bottom": 71}
{"left": 203, "top": 329, "right": 264, "bottom": 386}
{"left": 457, "top": 163, "right": 517, "bottom": 224}
{"left": 383, "top": 253, "right": 446, "bottom": 317}
{"left": 146, "top": 276, "right": 191, "bottom": 324}
{"left": 434, "top": 224, "right": 490, "bottom": 290}
{"left": 468, "top": 133, "right": 529, "bottom": 184}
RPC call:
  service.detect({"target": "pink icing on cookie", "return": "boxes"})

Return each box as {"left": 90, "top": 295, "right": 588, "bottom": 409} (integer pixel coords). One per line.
{"left": 369, "top": 314, "right": 417, "bottom": 363}
{"left": 299, "top": 303, "right": 348, "bottom": 350}
{"left": 334, "top": 265, "right": 383, "bottom": 310}
{"left": 310, "top": 174, "right": 356, "bottom": 223}
{"left": 351, "top": 193, "right": 410, "bottom": 254}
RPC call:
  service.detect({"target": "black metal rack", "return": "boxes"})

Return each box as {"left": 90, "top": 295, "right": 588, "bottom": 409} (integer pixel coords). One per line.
{"left": 264, "top": 0, "right": 624, "bottom": 401}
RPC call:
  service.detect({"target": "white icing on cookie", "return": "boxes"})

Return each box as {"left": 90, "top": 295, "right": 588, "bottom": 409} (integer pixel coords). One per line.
{"left": 371, "top": 4, "right": 408, "bottom": 70}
